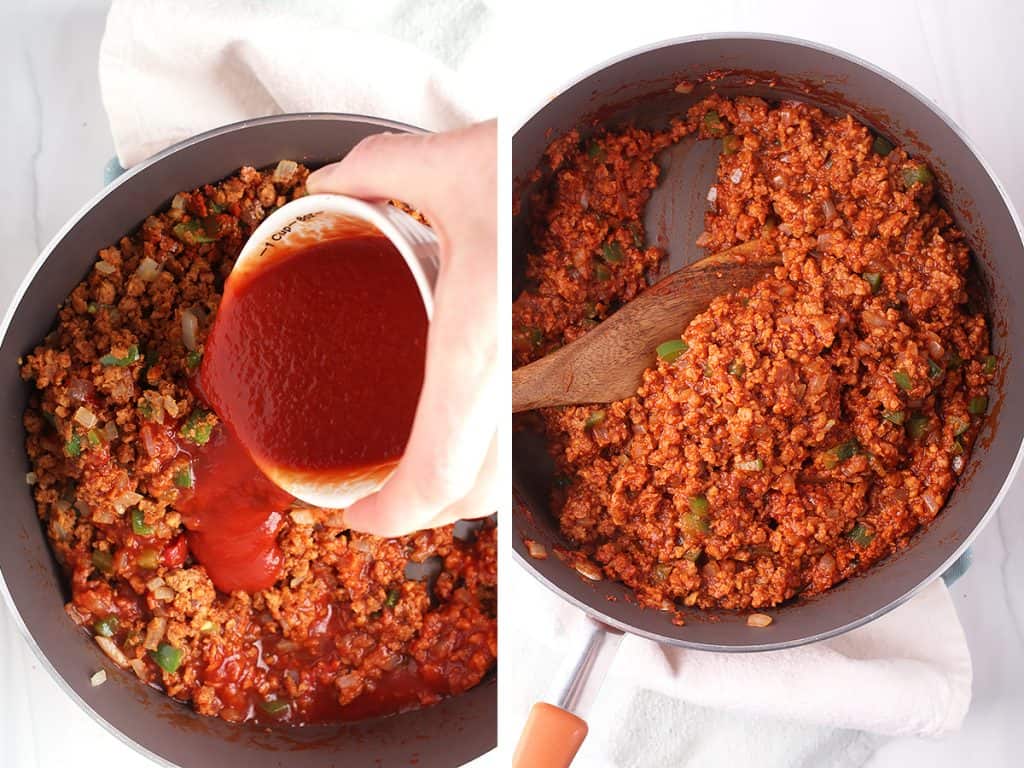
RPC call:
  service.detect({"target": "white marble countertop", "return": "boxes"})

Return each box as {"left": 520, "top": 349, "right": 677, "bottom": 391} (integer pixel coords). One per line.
{"left": 1, "top": 1, "right": 1022, "bottom": 766}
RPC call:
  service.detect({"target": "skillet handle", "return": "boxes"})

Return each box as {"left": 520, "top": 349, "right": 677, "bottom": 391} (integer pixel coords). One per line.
{"left": 511, "top": 619, "right": 624, "bottom": 767}
{"left": 512, "top": 703, "right": 589, "bottom": 768}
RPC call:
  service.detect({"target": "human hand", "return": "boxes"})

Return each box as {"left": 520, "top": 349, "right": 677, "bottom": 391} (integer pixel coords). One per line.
{"left": 306, "top": 120, "right": 497, "bottom": 537}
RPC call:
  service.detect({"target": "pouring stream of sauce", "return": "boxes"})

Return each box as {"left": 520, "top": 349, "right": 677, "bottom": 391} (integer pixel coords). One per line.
{"left": 178, "top": 233, "right": 428, "bottom": 593}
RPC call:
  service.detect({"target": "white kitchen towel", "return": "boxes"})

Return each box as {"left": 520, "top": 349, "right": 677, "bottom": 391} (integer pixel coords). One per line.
{"left": 98, "top": 0, "right": 495, "bottom": 168}
{"left": 505, "top": 565, "right": 972, "bottom": 768}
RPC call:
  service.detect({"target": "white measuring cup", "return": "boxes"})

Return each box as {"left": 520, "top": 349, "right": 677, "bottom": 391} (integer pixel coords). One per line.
{"left": 227, "top": 194, "right": 439, "bottom": 509}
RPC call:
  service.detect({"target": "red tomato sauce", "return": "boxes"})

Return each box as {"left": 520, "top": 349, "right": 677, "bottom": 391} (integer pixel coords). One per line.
{"left": 176, "top": 424, "right": 292, "bottom": 593}
{"left": 200, "top": 234, "right": 428, "bottom": 481}
{"left": 182, "top": 233, "right": 427, "bottom": 595}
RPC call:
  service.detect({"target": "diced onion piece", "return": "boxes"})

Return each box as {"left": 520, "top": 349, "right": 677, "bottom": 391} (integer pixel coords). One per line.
{"left": 68, "top": 377, "right": 95, "bottom": 402}
{"left": 25, "top": 472, "right": 37, "bottom": 485}
{"left": 349, "top": 538, "right": 373, "bottom": 553}
{"left": 574, "top": 560, "right": 603, "bottom": 581}
{"left": 129, "top": 659, "right": 148, "bottom": 679}
{"left": 729, "top": 168, "right": 743, "bottom": 184}
{"left": 153, "top": 587, "right": 175, "bottom": 602}
{"left": 136, "top": 257, "right": 160, "bottom": 282}
{"left": 807, "top": 371, "right": 829, "bottom": 396}
{"left": 273, "top": 160, "right": 298, "bottom": 182}
{"left": 821, "top": 199, "right": 837, "bottom": 221}
{"left": 817, "top": 232, "right": 832, "bottom": 250}
{"left": 336, "top": 672, "right": 362, "bottom": 694}
{"left": 922, "top": 489, "right": 943, "bottom": 516}
{"left": 95, "top": 636, "right": 129, "bottom": 668}
{"left": 74, "top": 406, "right": 98, "bottom": 429}
{"left": 862, "top": 308, "right": 891, "bottom": 329}
{"left": 171, "top": 193, "right": 187, "bottom": 210}
{"left": 579, "top": 190, "right": 589, "bottom": 209}
{"left": 924, "top": 337, "right": 945, "bottom": 360}
{"left": 525, "top": 539, "right": 548, "bottom": 559}
{"left": 706, "top": 186, "right": 718, "bottom": 203}
{"left": 141, "top": 427, "right": 160, "bottom": 458}
{"left": 103, "top": 422, "right": 119, "bottom": 441}
{"left": 771, "top": 174, "right": 785, "bottom": 189}
{"left": 162, "top": 396, "right": 180, "bottom": 419}
{"left": 290, "top": 508, "right": 316, "bottom": 525}
{"left": 95, "top": 261, "right": 116, "bottom": 275}
{"left": 747, "top": 613, "right": 773, "bottom": 628}
{"left": 114, "top": 491, "right": 143, "bottom": 513}
{"left": 144, "top": 618, "right": 168, "bottom": 652}
{"left": 146, "top": 576, "right": 166, "bottom": 591}
{"left": 90, "top": 669, "right": 107, "bottom": 687}
{"left": 181, "top": 309, "right": 199, "bottom": 351}
{"left": 91, "top": 507, "right": 115, "bottom": 525}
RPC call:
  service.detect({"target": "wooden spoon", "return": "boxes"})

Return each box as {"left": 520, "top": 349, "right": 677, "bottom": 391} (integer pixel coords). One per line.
{"left": 512, "top": 240, "right": 780, "bottom": 412}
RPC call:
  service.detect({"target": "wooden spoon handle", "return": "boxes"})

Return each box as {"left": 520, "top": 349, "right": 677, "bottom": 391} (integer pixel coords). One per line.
{"left": 512, "top": 241, "right": 777, "bottom": 412}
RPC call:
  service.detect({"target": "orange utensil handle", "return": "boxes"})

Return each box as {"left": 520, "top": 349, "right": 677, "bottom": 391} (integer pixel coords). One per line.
{"left": 512, "top": 702, "right": 589, "bottom": 768}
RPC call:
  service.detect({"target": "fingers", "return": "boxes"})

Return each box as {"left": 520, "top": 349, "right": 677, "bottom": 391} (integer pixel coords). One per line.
{"left": 310, "top": 120, "right": 498, "bottom": 538}
{"left": 306, "top": 120, "right": 496, "bottom": 238}
{"left": 341, "top": 235, "right": 496, "bottom": 535}
{"left": 343, "top": 430, "right": 497, "bottom": 537}
{"left": 307, "top": 131, "right": 440, "bottom": 213}
{"left": 426, "top": 432, "right": 498, "bottom": 529}
{"left": 340, "top": 296, "right": 497, "bottom": 535}
{"left": 339, "top": 255, "right": 497, "bottom": 536}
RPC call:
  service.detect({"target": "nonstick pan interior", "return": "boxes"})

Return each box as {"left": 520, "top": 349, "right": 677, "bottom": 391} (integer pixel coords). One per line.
{"left": 512, "top": 34, "right": 1024, "bottom": 651}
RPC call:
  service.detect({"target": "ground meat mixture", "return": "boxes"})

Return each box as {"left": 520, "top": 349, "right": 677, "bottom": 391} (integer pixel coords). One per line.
{"left": 513, "top": 96, "right": 995, "bottom": 612}
{"left": 21, "top": 161, "right": 496, "bottom": 724}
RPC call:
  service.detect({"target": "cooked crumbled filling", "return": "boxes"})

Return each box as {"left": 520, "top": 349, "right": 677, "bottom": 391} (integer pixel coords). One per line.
{"left": 514, "top": 96, "right": 993, "bottom": 611}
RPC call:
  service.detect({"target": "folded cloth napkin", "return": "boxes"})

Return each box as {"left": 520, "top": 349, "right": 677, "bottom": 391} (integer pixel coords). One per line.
{"left": 98, "top": 0, "right": 494, "bottom": 167}
{"left": 504, "top": 565, "right": 972, "bottom": 768}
